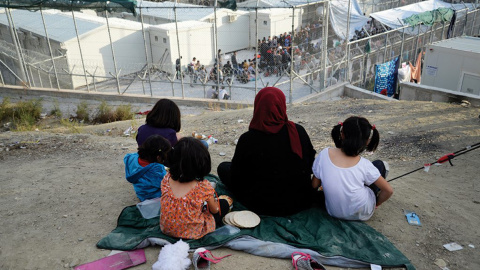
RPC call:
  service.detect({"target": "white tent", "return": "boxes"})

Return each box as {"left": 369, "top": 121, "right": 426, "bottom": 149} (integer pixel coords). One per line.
{"left": 370, "top": 0, "right": 476, "bottom": 32}
{"left": 329, "top": 0, "right": 369, "bottom": 40}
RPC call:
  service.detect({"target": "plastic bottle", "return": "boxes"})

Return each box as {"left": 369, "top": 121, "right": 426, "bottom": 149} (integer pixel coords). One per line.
{"left": 206, "top": 135, "right": 218, "bottom": 145}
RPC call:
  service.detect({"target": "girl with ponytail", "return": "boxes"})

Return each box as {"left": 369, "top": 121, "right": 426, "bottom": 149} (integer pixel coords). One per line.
{"left": 312, "top": 116, "right": 393, "bottom": 221}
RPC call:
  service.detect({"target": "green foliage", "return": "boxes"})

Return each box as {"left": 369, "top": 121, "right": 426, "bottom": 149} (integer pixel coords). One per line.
{"left": 114, "top": 104, "right": 134, "bottom": 121}
{"left": 93, "top": 102, "right": 134, "bottom": 124}
{"left": 0, "top": 98, "right": 43, "bottom": 131}
{"left": 60, "top": 118, "right": 83, "bottom": 133}
{"left": 50, "top": 99, "right": 62, "bottom": 118}
{"left": 93, "top": 101, "right": 115, "bottom": 124}
{"left": 0, "top": 98, "right": 13, "bottom": 121}
{"left": 75, "top": 101, "right": 89, "bottom": 122}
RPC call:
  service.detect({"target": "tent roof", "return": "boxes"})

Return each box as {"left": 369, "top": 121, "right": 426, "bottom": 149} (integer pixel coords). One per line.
{"left": 329, "top": 0, "right": 368, "bottom": 40}
{"left": 370, "top": 0, "right": 476, "bottom": 30}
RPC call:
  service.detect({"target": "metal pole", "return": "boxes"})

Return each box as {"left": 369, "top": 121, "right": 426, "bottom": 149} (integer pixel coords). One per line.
{"left": 429, "top": 22, "right": 435, "bottom": 44}
{"left": 289, "top": 7, "right": 295, "bottom": 104}
{"left": 40, "top": 8, "right": 60, "bottom": 90}
{"left": 383, "top": 32, "right": 389, "bottom": 62}
{"left": 255, "top": 1, "right": 259, "bottom": 96}
{"left": 9, "top": 9, "right": 31, "bottom": 86}
{"left": 105, "top": 11, "right": 121, "bottom": 94}
{"left": 174, "top": 5, "right": 185, "bottom": 98}
{"left": 345, "top": 0, "right": 352, "bottom": 82}
{"left": 413, "top": 25, "right": 420, "bottom": 63}
{"left": 71, "top": 11, "right": 90, "bottom": 91}
{"left": 214, "top": 1, "right": 220, "bottom": 101}
{"left": 471, "top": 9, "right": 477, "bottom": 36}
{"left": 461, "top": 4, "right": 469, "bottom": 36}
{"left": 37, "top": 69, "right": 43, "bottom": 88}
{"left": 323, "top": 0, "right": 330, "bottom": 89}
{"left": 5, "top": 8, "right": 28, "bottom": 85}
{"left": 28, "top": 66, "right": 35, "bottom": 87}
{"left": 442, "top": 21, "right": 446, "bottom": 40}
{"left": 139, "top": 3, "right": 153, "bottom": 96}
{"left": 397, "top": 23, "right": 406, "bottom": 96}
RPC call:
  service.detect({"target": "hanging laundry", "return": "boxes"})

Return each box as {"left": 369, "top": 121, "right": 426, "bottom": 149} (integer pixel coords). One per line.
{"left": 374, "top": 56, "right": 399, "bottom": 97}
{"left": 409, "top": 51, "right": 423, "bottom": 83}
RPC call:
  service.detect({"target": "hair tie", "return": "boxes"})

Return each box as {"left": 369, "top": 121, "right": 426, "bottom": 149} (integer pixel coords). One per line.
{"left": 158, "top": 149, "right": 162, "bottom": 152}
{"left": 371, "top": 125, "right": 376, "bottom": 130}
{"left": 338, "top": 122, "right": 343, "bottom": 126}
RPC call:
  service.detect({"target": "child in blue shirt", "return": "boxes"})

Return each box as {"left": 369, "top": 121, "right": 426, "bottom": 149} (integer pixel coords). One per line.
{"left": 124, "top": 135, "right": 171, "bottom": 201}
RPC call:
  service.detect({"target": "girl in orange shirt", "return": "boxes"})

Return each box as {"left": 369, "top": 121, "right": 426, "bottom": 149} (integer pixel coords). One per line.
{"left": 160, "top": 137, "right": 228, "bottom": 239}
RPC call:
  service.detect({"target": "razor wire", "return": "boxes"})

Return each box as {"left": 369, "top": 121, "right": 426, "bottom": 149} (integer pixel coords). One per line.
{"left": 0, "top": 1, "right": 478, "bottom": 102}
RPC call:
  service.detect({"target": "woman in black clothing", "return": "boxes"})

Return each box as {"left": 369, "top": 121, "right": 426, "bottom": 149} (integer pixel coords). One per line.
{"left": 217, "top": 87, "right": 316, "bottom": 216}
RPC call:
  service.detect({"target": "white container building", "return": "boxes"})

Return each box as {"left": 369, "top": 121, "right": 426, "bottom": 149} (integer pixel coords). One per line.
{"left": 421, "top": 36, "right": 480, "bottom": 96}
{"left": 0, "top": 9, "right": 148, "bottom": 89}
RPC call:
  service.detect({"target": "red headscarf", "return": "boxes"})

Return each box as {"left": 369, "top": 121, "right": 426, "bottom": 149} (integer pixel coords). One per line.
{"left": 249, "top": 87, "right": 303, "bottom": 158}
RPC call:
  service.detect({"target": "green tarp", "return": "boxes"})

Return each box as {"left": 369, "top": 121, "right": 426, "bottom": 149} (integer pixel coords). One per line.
{"left": 0, "top": 0, "right": 137, "bottom": 14}
{"left": 403, "top": 8, "right": 454, "bottom": 26}
{"left": 97, "top": 176, "right": 415, "bottom": 269}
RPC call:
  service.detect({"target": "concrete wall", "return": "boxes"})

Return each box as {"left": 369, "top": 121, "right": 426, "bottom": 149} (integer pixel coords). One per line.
{"left": 399, "top": 82, "right": 480, "bottom": 106}
{"left": 0, "top": 85, "right": 251, "bottom": 111}
{"left": 295, "top": 83, "right": 396, "bottom": 104}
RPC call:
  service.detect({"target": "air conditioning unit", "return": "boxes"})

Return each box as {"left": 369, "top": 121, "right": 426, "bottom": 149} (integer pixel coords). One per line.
{"left": 229, "top": 15, "right": 237, "bottom": 23}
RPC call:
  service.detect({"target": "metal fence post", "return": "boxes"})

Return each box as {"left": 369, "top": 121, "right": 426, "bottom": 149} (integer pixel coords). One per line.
{"left": 345, "top": 0, "right": 352, "bottom": 82}
{"left": 413, "top": 25, "right": 420, "bottom": 63}
{"left": 40, "top": 8, "right": 60, "bottom": 90}
{"left": 71, "top": 11, "right": 90, "bottom": 92}
{"left": 105, "top": 10, "right": 121, "bottom": 94}
{"left": 214, "top": 1, "right": 220, "bottom": 101}
{"left": 255, "top": 1, "right": 259, "bottom": 96}
{"left": 323, "top": 0, "right": 330, "bottom": 89}
{"left": 471, "top": 9, "right": 477, "bottom": 36}
{"left": 139, "top": 4, "right": 153, "bottom": 96}
{"left": 5, "top": 8, "right": 28, "bottom": 86}
{"left": 289, "top": 7, "right": 295, "bottom": 104}
{"left": 383, "top": 32, "right": 389, "bottom": 61}
{"left": 174, "top": 5, "right": 184, "bottom": 98}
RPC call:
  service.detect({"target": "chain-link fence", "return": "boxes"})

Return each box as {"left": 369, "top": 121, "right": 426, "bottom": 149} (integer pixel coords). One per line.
{"left": 0, "top": 1, "right": 478, "bottom": 103}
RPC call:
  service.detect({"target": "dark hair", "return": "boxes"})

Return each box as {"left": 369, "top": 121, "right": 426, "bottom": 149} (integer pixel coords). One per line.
{"left": 137, "top": 135, "right": 171, "bottom": 163}
{"left": 331, "top": 116, "right": 379, "bottom": 157}
{"left": 168, "top": 137, "right": 211, "bottom": 183}
{"left": 146, "top": 99, "right": 181, "bottom": 132}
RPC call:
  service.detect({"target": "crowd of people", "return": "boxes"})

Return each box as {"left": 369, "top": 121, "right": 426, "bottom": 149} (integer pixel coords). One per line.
{"left": 173, "top": 23, "right": 329, "bottom": 96}
{"left": 124, "top": 88, "right": 394, "bottom": 243}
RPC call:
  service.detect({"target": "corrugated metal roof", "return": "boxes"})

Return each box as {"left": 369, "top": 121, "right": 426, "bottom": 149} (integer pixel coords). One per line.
{"left": 137, "top": 0, "right": 215, "bottom": 22}
{"left": 0, "top": 9, "right": 103, "bottom": 43}
{"left": 430, "top": 36, "right": 480, "bottom": 54}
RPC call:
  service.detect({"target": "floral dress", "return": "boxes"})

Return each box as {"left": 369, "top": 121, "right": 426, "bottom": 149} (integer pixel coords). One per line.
{"left": 160, "top": 173, "right": 216, "bottom": 239}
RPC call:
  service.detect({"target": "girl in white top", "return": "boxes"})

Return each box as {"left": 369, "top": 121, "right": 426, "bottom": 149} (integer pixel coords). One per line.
{"left": 312, "top": 116, "right": 393, "bottom": 221}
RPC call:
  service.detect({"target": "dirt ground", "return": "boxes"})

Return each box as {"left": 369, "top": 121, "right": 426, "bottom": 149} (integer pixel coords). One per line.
{"left": 1, "top": 98, "right": 479, "bottom": 270}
